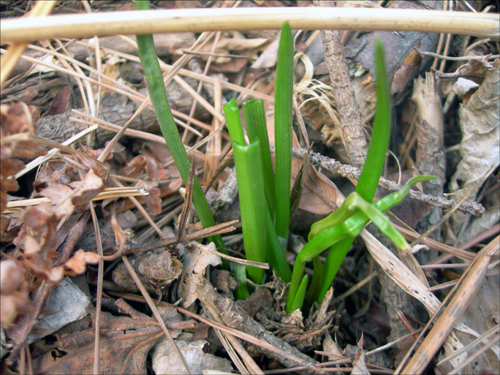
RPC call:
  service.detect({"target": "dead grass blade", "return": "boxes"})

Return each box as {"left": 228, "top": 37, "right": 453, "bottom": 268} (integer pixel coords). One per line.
{"left": 176, "top": 158, "right": 195, "bottom": 242}
{"left": 399, "top": 235, "right": 500, "bottom": 374}
{"left": 360, "top": 229, "right": 467, "bottom": 369}
{"left": 0, "top": 0, "right": 56, "bottom": 86}
{"left": 15, "top": 125, "right": 98, "bottom": 179}
{"left": 65, "top": 39, "right": 274, "bottom": 103}
{"left": 2, "top": 7, "right": 498, "bottom": 43}
{"left": 88, "top": 203, "right": 104, "bottom": 375}
{"left": 190, "top": 241, "right": 268, "bottom": 270}
{"left": 130, "top": 220, "right": 239, "bottom": 254}
{"left": 437, "top": 324, "right": 500, "bottom": 367}
{"left": 121, "top": 255, "right": 193, "bottom": 375}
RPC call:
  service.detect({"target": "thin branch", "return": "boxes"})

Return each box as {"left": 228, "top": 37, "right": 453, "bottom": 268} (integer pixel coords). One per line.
{"left": 286, "top": 146, "right": 484, "bottom": 216}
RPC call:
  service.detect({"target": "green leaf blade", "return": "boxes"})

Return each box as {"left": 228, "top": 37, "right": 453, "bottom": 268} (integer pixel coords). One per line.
{"left": 232, "top": 140, "right": 267, "bottom": 284}
{"left": 243, "top": 99, "right": 276, "bottom": 216}
{"left": 274, "top": 21, "right": 294, "bottom": 244}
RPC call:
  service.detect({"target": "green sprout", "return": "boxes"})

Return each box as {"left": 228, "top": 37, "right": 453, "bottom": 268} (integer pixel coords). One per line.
{"left": 134, "top": 0, "right": 226, "bottom": 259}
{"left": 222, "top": 22, "right": 294, "bottom": 295}
{"left": 135, "top": 1, "right": 430, "bottom": 311}
{"left": 286, "top": 39, "right": 436, "bottom": 313}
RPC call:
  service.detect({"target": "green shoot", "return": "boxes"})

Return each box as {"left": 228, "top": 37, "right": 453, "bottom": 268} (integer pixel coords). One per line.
{"left": 314, "top": 38, "right": 392, "bottom": 304}
{"left": 234, "top": 264, "right": 250, "bottom": 300}
{"left": 243, "top": 99, "right": 276, "bottom": 217}
{"left": 290, "top": 275, "right": 308, "bottom": 313}
{"left": 274, "top": 21, "right": 294, "bottom": 248}
{"left": 265, "top": 206, "right": 292, "bottom": 282}
{"left": 134, "top": 0, "right": 225, "bottom": 257}
{"left": 224, "top": 99, "right": 291, "bottom": 284}
{"left": 286, "top": 40, "right": 437, "bottom": 312}
{"left": 223, "top": 99, "right": 246, "bottom": 145}
{"left": 286, "top": 175, "right": 436, "bottom": 312}
{"left": 232, "top": 141, "right": 267, "bottom": 284}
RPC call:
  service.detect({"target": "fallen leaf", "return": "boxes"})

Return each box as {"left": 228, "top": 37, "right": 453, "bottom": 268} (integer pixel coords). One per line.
{"left": 120, "top": 155, "right": 147, "bottom": 178}
{"left": 135, "top": 180, "right": 162, "bottom": 216}
{"left": 31, "top": 299, "right": 165, "bottom": 374}
{"left": 39, "top": 182, "right": 75, "bottom": 218}
{"left": 47, "top": 86, "right": 71, "bottom": 116}
{"left": 69, "top": 169, "right": 105, "bottom": 207}
{"left": 449, "top": 60, "right": 499, "bottom": 234}
{"left": 180, "top": 242, "right": 221, "bottom": 308}
{"left": 152, "top": 339, "right": 233, "bottom": 375}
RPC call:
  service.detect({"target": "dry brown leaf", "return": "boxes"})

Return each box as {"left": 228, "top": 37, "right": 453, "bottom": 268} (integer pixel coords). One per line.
{"left": 39, "top": 182, "right": 75, "bottom": 218}
{"left": 360, "top": 230, "right": 467, "bottom": 368}
{"left": 449, "top": 60, "right": 499, "bottom": 236}
{"left": 110, "top": 212, "right": 127, "bottom": 249}
{"left": 152, "top": 338, "right": 233, "bottom": 375}
{"left": 251, "top": 34, "right": 279, "bottom": 69}
{"left": 351, "top": 337, "right": 370, "bottom": 375}
{"left": 63, "top": 249, "right": 100, "bottom": 275}
{"left": 1, "top": 103, "right": 46, "bottom": 222}
{"left": 140, "top": 147, "right": 173, "bottom": 181}
{"left": 264, "top": 100, "right": 342, "bottom": 216}
{"left": 69, "top": 169, "right": 104, "bottom": 207}
{"left": 120, "top": 154, "right": 147, "bottom": 178}
{"left": 31, "top": 299, "right": 165, "bottom": 374}
{"left": 135, "top": 180, "right": 162, "bottom": 216}
{"left": 180, "top": 242, "right": 222, "bottom": 308}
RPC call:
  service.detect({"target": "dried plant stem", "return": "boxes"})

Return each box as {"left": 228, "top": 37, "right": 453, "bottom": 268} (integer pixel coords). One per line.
{"left": 121, "top": 255, "right": 193, "bottom": 375}
{"left": 286, "top": 146, "right": 484, "bottom": 217}
{"left": 0, "top": 0, "right": 56, "bottom": 85}
{"left": 88, "top": 203, "right": 103, "bottom": 375}
{"left": 2, "top": 7, "right": 498, "bottom": 44}
{"left": 319, "top": 27, "right": 368, "bottom": 168}
{"left": 399, "top": 235, "right": 500, "bottom": 374}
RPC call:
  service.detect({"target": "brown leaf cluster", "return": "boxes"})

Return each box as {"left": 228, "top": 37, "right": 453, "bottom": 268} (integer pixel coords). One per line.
{"left": 0, "top": 103, "right": 46, "bottom": 231}
{"left": 0, "top": 103, "right": 106, "bottom": 328}
{"left": 1, "top": 200, "right": 100, "bottom": 328}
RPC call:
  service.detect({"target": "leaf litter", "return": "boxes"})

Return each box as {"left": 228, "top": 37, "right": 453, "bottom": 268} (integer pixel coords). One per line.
{"left": 1, "top": 1, "right": 499, "bottom": 374}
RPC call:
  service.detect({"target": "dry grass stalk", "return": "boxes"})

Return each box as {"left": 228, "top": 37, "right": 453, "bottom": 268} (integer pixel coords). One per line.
{"left": 2, "top": 7, "right": 498, "bottom": 44}
{"left": 400, "top": 235, "right": 500, "bottom": 374}
{"left": 0, "top": 0, "right": 56, "bottom": 85}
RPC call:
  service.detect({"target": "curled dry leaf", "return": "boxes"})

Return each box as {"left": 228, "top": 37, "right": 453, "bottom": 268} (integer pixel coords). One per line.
{"left": 0, "top": 289, "right": 32, "bottom": 328}
{"left": 1, "top": 205, "right": 99, "bottom": 327}
{"left": 120, "top": 155, "right": 147, "bottom": 178}
{"left": 0, "top": 258, "right": 32, "bottom": 328}
{"left": 141, "top": 147, "right": 171, "bottom": 180}
{"left": 39, "top": 169, "right": 104, "bottom": 218}
{"left": 110, "top": 213, "right": 127, "bottom": 249}
{"left": 1, "top": 103, "right": 46, "bottom": 233}
{"left": 68, "top": 169, "right": 104, "bottom": 207}
{"left": 449, "top": 60, "right": 500, "bottom": 235}
{"left": 136, "top": 180, "right": 162, "bottom": 216}
{"left": 39, "top": 183, "right": 75, "bottom": 218}
{"left": 180, "top": 242, "right": 222, "bottom": 308}
{"left": 63, "top": 249, "right": 100, "bottom": 275}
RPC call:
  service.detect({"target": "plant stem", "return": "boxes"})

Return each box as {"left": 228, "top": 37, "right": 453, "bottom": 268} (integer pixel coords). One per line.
{"left": 232, "top": 141, "right": 267, "bottom": 284}
{"left": 274, "top": 21, "right": 294, "bottom": 247}
{"left": 243, "top": 99, "right": 276, "bottom": 217}
{"left": 315, "top": 38, "right": 391, "bottom": 303}
{"left": 135, "top": 0, "right": 225, "bottom": 257}
{"left": 234, "top": 264, "right": 250, "bottom": 300}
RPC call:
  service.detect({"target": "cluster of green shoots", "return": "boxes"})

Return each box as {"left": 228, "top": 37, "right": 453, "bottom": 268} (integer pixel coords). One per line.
{"left": 135, "top": 0, "right": 435, "bottom": 312}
